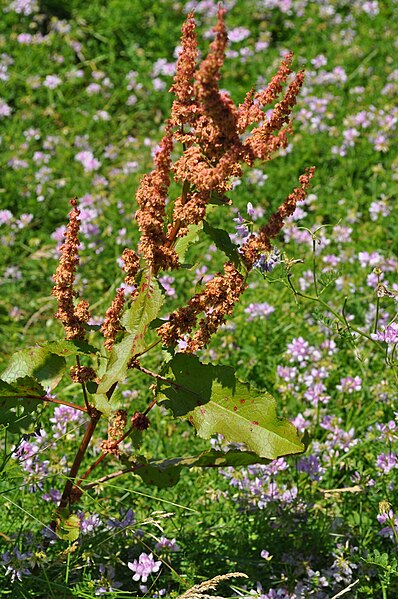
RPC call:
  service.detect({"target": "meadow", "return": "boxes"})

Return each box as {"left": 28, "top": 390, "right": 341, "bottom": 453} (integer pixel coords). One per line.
{"left": 0, "top": 0, "right": 397, "bottom": 597}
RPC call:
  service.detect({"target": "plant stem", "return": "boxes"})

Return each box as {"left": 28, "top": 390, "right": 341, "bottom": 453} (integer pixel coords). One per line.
{"left": 82, "top": 467, "right": 134, "bottom": 490}
{"left": 373, "top": 291, "right": 381, "bottom": 334}
{"left": 1, "top": 394, "right": 87, "bottom": 413}
{"left": 131, "top": 361, "right": 180, "bottom": 386}
{"left": 381, "top": 581, "right": 387, "bottom": 599}
{"left": 57, "top": 408, "right": 101, "bottom": 511}
{"left": 133, "top": 338, "right": 162, "bottom": 359}
{"left": 295, "top": 289, "right": 385, "bottom": 352}
{"left": 165, "top": 179, "right": 190, "bottom": 248}
{"left": 76, "top": 423, "right": 134, "bottom": 487}
{"left": 312, "top": 237, "right": 319, "bottom": 298}
{"left": 76, "top": 355, "right": 90, "bottom": 411}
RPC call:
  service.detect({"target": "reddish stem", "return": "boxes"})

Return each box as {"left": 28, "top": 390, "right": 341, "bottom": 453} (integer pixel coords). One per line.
{"left": 165, "top": 179, "right": 190, "bottom": 248}
{"left": 76, "top": 423, "right": 135, "bottom": 487}
{"left": 4, "top": 394, "right": 87, "bottom": 413}
{"left": 57, "top": 409, "right": 102, "bottom": 511}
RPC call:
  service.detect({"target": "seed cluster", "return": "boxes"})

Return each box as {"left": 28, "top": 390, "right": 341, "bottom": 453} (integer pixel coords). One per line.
{"left": 51, "top": 198, "right": 90, "bottom": 340}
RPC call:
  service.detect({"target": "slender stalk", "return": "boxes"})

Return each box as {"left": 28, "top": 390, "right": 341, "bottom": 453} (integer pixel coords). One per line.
{"left": 312, "top": 237, "right": 319, "bottom": 298}
{"left": 57, "top": 408, "right": 101, "bottom": 511}
{"left": 143, "top": 397, "right": 157, "bottom": 416}
{"left": 133, "top": 338, "right": 162, "bottom": 360}
{"left": 294, "top": 289, "right": 385, "bottom": 352}
{"left": 76, "top": 355, "right": 90, "bottom": 411}
{"left": 77, "top": 391, "right": 159, "bottom": 487}
{"left": 373, "top": 290, "right": 381, "bottom": 334}
{"left": 1, "top": 394, "right": 87, "bottom": 413}
{"left": 82, "top": 467, "right": 134, "bottom": 490}
{"left": 131, "top": 361, "right": 181, "bottom": 386}
{"left": 76, "top": 423, "right": 134, "bottom": 487}
{"left": 165, "top": 179, "right": 190, "bottom": 248}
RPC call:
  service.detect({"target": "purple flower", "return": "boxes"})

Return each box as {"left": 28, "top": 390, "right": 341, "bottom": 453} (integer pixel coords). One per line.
{"left": 260, "top": 549, "right": 272, "bottom": 560}
{"left": 228, "top": 26, "right": 251, "bottom": 43}
{"left": 361, "top": 1, "right": 379, "bottom": 16}
{"left": 49, "top": 405, "right": 86, "bottom": 439}
{"left": 107, "top": 508, "right": 135, "bottom": 529}
{"left": 78, "top": 512, "right": 102, "bottom": 535}
{"left": 377, "top": 510, "right": 398, "bottom": 539}
{"left": 254, "top": 247, "right": 281, "bottom": 273}
{"left": 372, "top": 323, "right": 398, "bottom": 344}
{"left": 336, "top": 376, "right": 362, "bottom": 394}
{"left": 155, "top": 536, "right": 180, "bottom": 552}
{"left": 286, "top": 337, "right": 310, "bottom": 363}
{"left": 86, "top": 82, "right": 101, "bottom": 95}
{"left": 297, "top": 455, "right": 324, "bottom": 481}
{"left": 43, "top": 75, "right": 62, "bottom": 89}
{"left": 159, "top": 275, "right": 176, "bottom": 298}
{"left": 277, "top": 365, "right": 297, "bottom": 382}
{"left": 128, "top": 552, "right": 161, "bottom": 583}
{"left": 376, "top": 452, "right": 398, "bottom": 474}
{"left": 369, "top": 199, "right": 391, "bottom": 221}
{"left": 0, "top": 99, "right": 12, "bottom": 118}
{"left": 0, "top": 546, "right": 32, "bottom": 583}
{"left": 0, "top": 209, "right": 13, "bottom": 224}
{"left": 75, "top": 150, "right": 101, "bottom": 172}
{"left": 244, "top": 302, "right": 275, "bottom": 321}
{"left": 8, "top": 0, "right": 38, "bottom": 15}
{"left": 291, "top": 413, "right": 310, "bottom": 433}
{"left": 311, "top": 54, "right": 327, "bottom": 68}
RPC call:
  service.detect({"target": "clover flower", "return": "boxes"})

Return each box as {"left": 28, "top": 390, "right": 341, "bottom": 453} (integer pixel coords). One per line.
{"left": 376, "top": 452, "right": 398, "bottom": 475}
{"left": 155, "top": 536, "right": 180, "bottom": 552}
{"left": 0, "top": 546, "right": 32, "bottom": 583}
{"left": 372, "top": 322, "right": 398, "bottom": 345}
{"left": 336, "top": 375, "right": 362, "bottom": 393}
{"left": 80, "top": 513, "right": 102, "bottom": 535}
{"left": 244, "top": 302, "right": 275, "bottom": 321}
{"left": 128, "top": 552, "right": 161, "bottom": 583}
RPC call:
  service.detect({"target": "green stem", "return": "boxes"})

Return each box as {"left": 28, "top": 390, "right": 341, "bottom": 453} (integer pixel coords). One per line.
{"left": 134, "top": 337, "right": 162, "bottom": 359}
{"left": 312, "top": 237, "right": 319, "bottom": 298}
{"left": 374, "top": 292, "right": 381, "bottom": 335}
{"left": 296, "top": 291, "right": 385, "bottom": 352}
{"left": 381, "top": 581, "right": 387, "bottom": 599}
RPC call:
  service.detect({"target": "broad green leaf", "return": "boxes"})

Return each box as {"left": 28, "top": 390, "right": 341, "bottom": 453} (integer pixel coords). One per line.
{"left": 91, "top": 393, "right": 113, "bottom": 417}
{"left": 174, "top": 223, "right": 202, "bottom": 261}
{"left": 0, "top": 376, "right": 45, "bottom": 433}
{"left": 1, "top": 347, "right": 66, "bottom": 391}
{"left": 133, "top": 449, "right": 271, "bottom": 488}
{"left": 96, "top": 276, "right": 163, "bottom": 395}
{"left": 55, "top": 511, "right": 80, "bottom": 542}
{"left": 41, "top": 340, "right": 99, "bottom": 357}
{"left": 157, "top": 354, "right": 304, "bottom": 459}
{"left": 0, "top": 376, "right": 45, "bottom": 398}
{"left": 203, "top": 220, "right": 241, "bottom": 267}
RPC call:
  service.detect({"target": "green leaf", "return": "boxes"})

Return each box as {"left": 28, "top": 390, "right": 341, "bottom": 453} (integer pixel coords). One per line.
{"left": 1, "top": 347, "right": 66, "bottom": 391}
{"left": 133, "top": 449, "right": 271, "bottom": 488}
{"left": 90, "top": 393, "right": 113, "bottom": 417}
{"left": 0, "top": 376, "right": 45, "bottom": 433}
{"left": 55, "top": 511, "right": 80, "bottom": 542}
{"left": 174, "top": 223, "right": 202, "bottom": 261}
{"left": 0, "top": 376, "right": 45, "bottom": 398}
{"left": 41, "top": 340, "right": 99, "bottom": 357}
{"left": 203, "top": 220, "right": 241, "bottom": 267}
{"left": 96, "top": 275, "right": 163, "bottom": 395}
{"left": 156, "top": 354, "right": 304, "bottom": 459}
